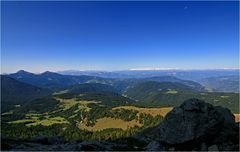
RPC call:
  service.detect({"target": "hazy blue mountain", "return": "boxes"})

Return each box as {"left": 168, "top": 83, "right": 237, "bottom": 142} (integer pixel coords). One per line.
{"left": 58, "top": 70, "right": 130, "bottom": 78}
{"left": 8, "top": 70, "right": 105, "bottom": 91}
{"left": 142, "top": 76, "right": 205, "bottom": 91}
{"left": 57, "top": 69, "right": 239, "bottom": 80}
{"left": 157, "top": 70, "right": 239, "bottom": 81}
{"left": 111, "top": 76, "right": 205, "bottom": 93}
{"left": 7, "top": 70, "right": 206, "bottom": 93}
{"left": 199, "top": 75, "right": 239, "bottom": 93}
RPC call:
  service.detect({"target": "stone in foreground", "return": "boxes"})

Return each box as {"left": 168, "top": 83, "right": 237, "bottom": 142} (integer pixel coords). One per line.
{"left": 147, "top": 98, "right": 239, "bottom": 151}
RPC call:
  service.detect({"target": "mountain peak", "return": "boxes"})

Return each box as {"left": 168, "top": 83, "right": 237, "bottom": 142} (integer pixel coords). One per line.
{"left": 41, "top": 71, "right": 62, "bottom": 76}
{"left": 15, "top": 70, "right": 34, "bottom": 75}
{"left": 16, "top": 70, "right": 27, "bottom": 73}
{"left": 42, "top": 71, "right": 52, "bottom": 74}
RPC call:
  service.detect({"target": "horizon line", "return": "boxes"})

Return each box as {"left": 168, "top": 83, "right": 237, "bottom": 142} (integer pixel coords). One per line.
{"left": 1, "top": 67, "right": 240, "bottom": 74}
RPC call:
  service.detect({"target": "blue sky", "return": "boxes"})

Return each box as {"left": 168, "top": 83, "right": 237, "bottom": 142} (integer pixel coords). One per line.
{"left": 1, "top": 1, "right": 239, "bottom": 73}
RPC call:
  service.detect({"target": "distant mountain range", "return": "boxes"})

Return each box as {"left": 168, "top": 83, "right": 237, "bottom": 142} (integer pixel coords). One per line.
{"left": 7, "top": 69, "right": 239, "bottom": 92}
{"left": 57, "top": 69, "right": 239, "bottom": 80}
{"left": 8, "top": 70, "right": 104, "bottom": 91}
{"left": 57, "top": 69, "right": 239, "bottom": 93}
{"left": 199, "top": 75, "right": 239, "bottom": 93}
{"left": 1, "top": 70, "right": 239, "bottom": 113}
{"left": 6, "top": 70, "right": 205, "bottom": 92}
{"left": 0, "top": 70, "right": 202, "bottom": 113}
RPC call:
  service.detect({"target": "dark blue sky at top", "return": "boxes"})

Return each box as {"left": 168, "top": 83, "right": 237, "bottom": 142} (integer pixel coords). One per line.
{"left": 1, "top": 1, "right": 239, "bottom": 72}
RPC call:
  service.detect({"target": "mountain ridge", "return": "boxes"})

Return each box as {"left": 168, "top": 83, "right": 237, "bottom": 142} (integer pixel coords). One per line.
{"left": 8, "top": 70, "right": 206, "bottom": 92}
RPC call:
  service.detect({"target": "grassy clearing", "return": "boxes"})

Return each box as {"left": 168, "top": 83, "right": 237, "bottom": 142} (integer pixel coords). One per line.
{"left": 25, "top": 113, "right": 43, "bottom": 117}
{"left": 8, "top": 98, "right": 101, "bottom": 126}
{"left": 234, "top": 114, "right": 240, "bottom": 122}
{"left": 1, "top": 111, "right": 13, "bottom": 115}
{"left": 74, "top": 101, "right": 100, "bottom": 112}
{"left": 8, "top": 113, "right": 68, "bottom": 127}
{"left": 165, "top": 90, "right": 178, "bottom": 94}
{"left": 56, "top": 98, "right": 101, "bottom": 119}
{"left": 113, "top": 106, "right": 173, "bottom": 117}
{"left": 78, "top": 105, "right": 171, "bottom": 132}
{"left": 69, "top": 114, "right": 78, "bottom": 119}
{"left": 55, "top": 97, "right": 99, "bottom": 111}
{"left": 8, "top": 119, "right": 35, "bottom": 124}
{"left": 53, "top": 90, "right": 69, "bottom": 95}
{"left": 8, "top": 114, "right": 40, "bottom": 124}
{"left": 79, "top": 100, "right": 100, "bottom": 105}
{"left": 26, "top": 117, "right": 69, "bottom": 126}
{"left": 220, "top": 96, "right": 229, "bottom": 98}
{"left": 56, "top": 98, "right": 78, "bottom": 110}
{"left": 78, "top": 117, "right": 141, "bottom": 131}
{"left": 25, "top": 113, "right": 49, "bottom": 119}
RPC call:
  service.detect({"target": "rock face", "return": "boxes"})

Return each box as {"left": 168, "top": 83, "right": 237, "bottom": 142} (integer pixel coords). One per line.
{"left": 149, "top": 98, "right": 239, "bottom": 150}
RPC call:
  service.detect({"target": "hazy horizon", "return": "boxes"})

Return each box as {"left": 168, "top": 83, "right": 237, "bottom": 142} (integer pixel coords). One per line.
{"left": 2, "top": 67, "right": 240, "bottom": 75}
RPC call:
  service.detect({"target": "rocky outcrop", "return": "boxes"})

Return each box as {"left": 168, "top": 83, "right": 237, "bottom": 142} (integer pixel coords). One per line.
{"left": 146, "top": 98, "right": 239, "bottom": 151}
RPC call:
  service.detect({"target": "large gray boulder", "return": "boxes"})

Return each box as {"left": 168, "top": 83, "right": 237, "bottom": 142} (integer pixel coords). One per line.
{"left": 148, "top": 98, "right": 239, "bottom": 150}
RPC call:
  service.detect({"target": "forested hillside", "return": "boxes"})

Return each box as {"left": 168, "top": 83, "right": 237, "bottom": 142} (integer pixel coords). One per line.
{"left": 1, "top": 90, "right": 164, "bottom": 142}
{"left": 125, "top": 81, "right": 239, "bottom": 113}
{"left": 1, "top": 75, "right": 51, "bottom": 112}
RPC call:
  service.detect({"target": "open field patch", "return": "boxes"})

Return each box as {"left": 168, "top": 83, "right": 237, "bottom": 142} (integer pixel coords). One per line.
{"left": 165, "top": 90, "right": 178, "bottom": 94}
{"left": 8, "top": 119, "right": 35, "bottom": 124}
{"left": 220, "top": 96, "right": 229, "bottom": 98}
{"left": 56, "top": 98, "right": 79, "bottom": 110}
{"left": 112, "top": 106, "right": 173, "bottom": 117}
{"left": 26, "top": 116, "right": 69, "bottom": 126}
{"left": 55, "top": 97, "right": 100, "bottom": 111}
{"left": 234, "top": 114, "right": 240, "bottom": 122}
{"left": 78, "top": 117, "right": 141, "bottom": 131}
{"left": 8, "top": 115, "right": 69, "bottom": 126}
{"left": 1, "top": 111, "right": 13, "bottom": 115}
{"left": 53, "top": 90, "right": 69, "bottom": 95}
